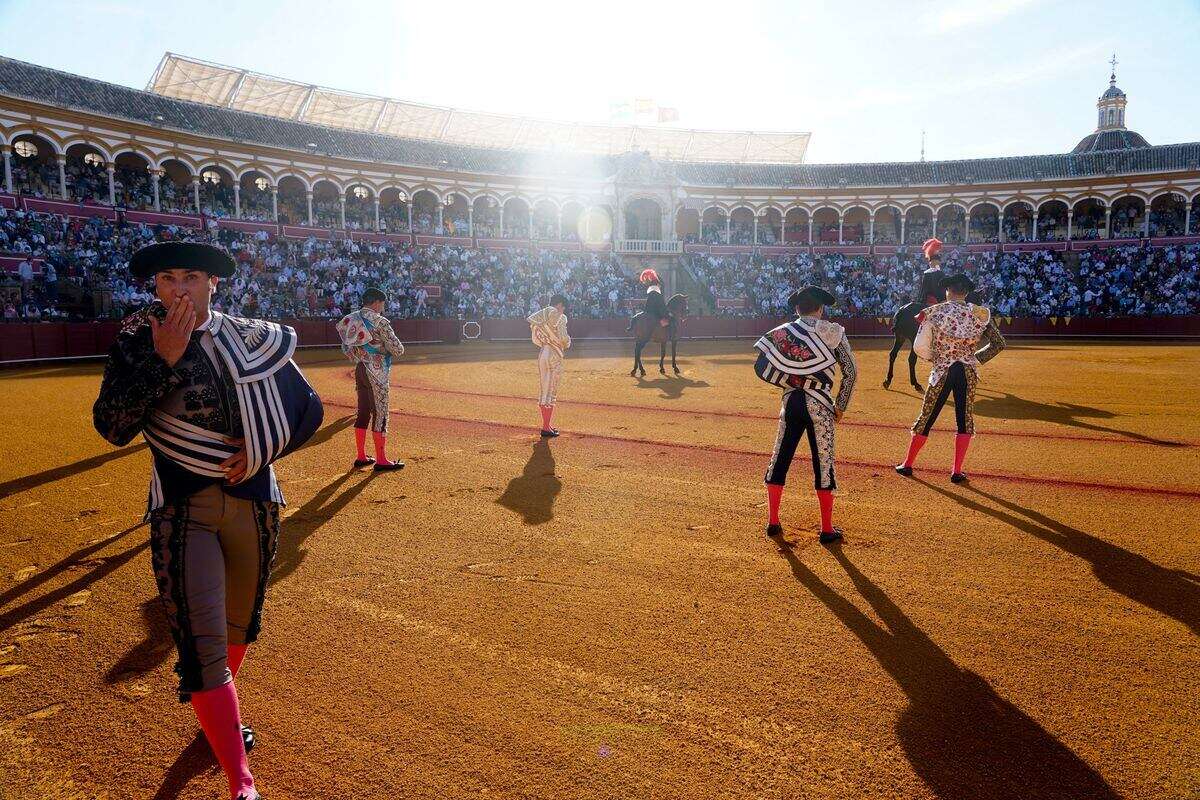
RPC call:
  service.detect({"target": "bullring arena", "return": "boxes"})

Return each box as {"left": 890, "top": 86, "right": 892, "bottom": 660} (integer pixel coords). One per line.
{"left": 1, "top": 43, "right": 1199, "bottom": 800}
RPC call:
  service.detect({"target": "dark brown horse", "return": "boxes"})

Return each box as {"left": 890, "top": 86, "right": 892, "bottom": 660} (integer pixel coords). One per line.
{"left": 628, "top": 293, "right": 688, "bottom": 377}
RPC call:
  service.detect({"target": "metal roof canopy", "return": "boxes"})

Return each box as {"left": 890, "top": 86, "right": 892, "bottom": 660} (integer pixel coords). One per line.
{"left": 147, "top": 53, "right": 811, "bottom": 165}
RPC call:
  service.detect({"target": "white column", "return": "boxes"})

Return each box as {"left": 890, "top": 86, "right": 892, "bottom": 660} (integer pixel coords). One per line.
{"left": 931, "top": 211, "right": 938, "bottom": 240}
{"left": 373, "top": 198, "right": 380, "bottom": 231}
{"left": 1104, "top": 207, "right": 1111, "bottom": 239}
{"left": 1032, "top": 212, "right": 1039, "bottom": 242}
{"left": 468, "top": 204, "right": 474, "bottom": 237}
{"left": 271, "top": 187, "right": 279, "bottom": 222}
{"left": 498, "top": 206, "right": 504, "bottom": 238}
{"left": 1186, "top": 203, "right": 1192, "bottom": 235}
{"left": 406, "top": 202, "right": 413, "bottom": 232}
{"left": 997, "top": 210, "right": 1004, "bottom": 243}
{"left": 1143, "top": 206, "right": 1151, "bottom": 238}
{"left": 808, "top": 215, "right": 814, "bottom": 244}
{"left": 900, "top": 214, "right": 905, "bottom": 244}
{"left": 869, "top": 213, "right": 875, "bottom": 244}
{"left": 192, "top": 178, "right": 201, "bottom": 215}
{"left": 753, "top": 215, "right": 759, "bottom": 244}
{"left": 57, "top": 156, "right": 67, "bottom": 199}
{"left": 306, "top": 190, "right": 314, "bottom": 225}
{"left": 838, "top": 213, "right": 844, "bottom": 245}
{"left": 528, "top": 209, "right": 534, "bottom": 240}
{"left": 1066, "top": 211, "right": 1073, "bottom": 241}
{"left": 106, "top": 165, "right": 116, "bottom": 206}
{"left": 781, "top": 214, "right": 787, "bottom": 244}
{"left": 339, "top": 197, "right": 346, "bottom": 229}
{"left": 557, "top": 209, "right": 563, "bottom": 240}
{"left": 233, "top": 183, "right": 241, "bottom": 219}
{"left": 724, "top": 214, "right": 730, "bottom": 243}
{"left": 1, "top": 147, "right": 11, "bottom": 194}
{"left": 151, "top": 170, "right": 161, "bottom": 211}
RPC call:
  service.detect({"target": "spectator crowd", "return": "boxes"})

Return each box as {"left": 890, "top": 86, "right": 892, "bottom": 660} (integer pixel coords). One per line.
{"left": 1, "top": 206, "right": 1198, "bottom": 323}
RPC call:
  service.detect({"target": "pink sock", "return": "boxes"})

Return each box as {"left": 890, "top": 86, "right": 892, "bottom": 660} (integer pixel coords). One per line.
{"left": 372, "top": 430, "right": 393, "bottom": 466}
{"left": 816, "top": 489, "right": 834, "bottom": 533}
{"left": 954, "top": 433, "right": 973, "bottom": 474}
{"left": 191, "top": 681, "right": 254, "bottom": 799}
{"left": 540, "top": 404, "right": 554, "bottom": 431}
{"left": 765, "top": 483, "right": 783, "bottom": 525}
{"left": 228, "top": 644, "right": 247, "bottom": 679}
{"left": 902, "top": 433, "right": 928, "bottom": 468}
{"left": 354, "top": 428, "right": 368, "bottom": 459}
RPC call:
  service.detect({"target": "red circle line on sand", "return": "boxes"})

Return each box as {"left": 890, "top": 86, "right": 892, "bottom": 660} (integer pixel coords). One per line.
{"left": 321, "top": 400, "right": 1200, "bottom": 500}
{"left": 372, "top": 377, "right": 1192, "bottom": 449}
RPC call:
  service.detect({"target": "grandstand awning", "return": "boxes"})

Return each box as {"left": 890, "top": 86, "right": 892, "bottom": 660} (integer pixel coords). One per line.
{"left": 147, "top": 53, "right": 811, "bottom": 164}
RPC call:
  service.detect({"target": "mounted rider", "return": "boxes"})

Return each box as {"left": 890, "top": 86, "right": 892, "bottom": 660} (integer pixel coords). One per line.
{"left": 916, "top": 237, "right": 946, "bottom": 307}
{"left": 640, "top": 268, "right": 672, "bottom": 328}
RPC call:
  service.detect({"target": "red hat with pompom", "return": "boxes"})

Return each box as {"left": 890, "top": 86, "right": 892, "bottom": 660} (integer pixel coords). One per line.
{"left": 922, "top": 238, "right": 943, "bottom": 261}
{"left": 639, "top": 268, "right": 660, "bottom": 284}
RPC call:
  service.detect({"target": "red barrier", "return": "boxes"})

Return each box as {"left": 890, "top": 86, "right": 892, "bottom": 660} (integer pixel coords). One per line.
{"left": 125, "top": 209, "right": 203, "bottom": 228}
{"left": 3, "top": 315, "right": 1200, "bottom": 364}
{"left": 281, "top": 225, "right": 332, "bottom": 240}
{"left": 534, "top": 241, "right": 583, "bottom": 252}
{"left": 22, "top": 197, "right": 117, "bottom": 220}
{"left": 477, "top": 238, "right": 531, "bottom": 250}
{"left": 759, "top": 245, "right": 810, "bottom": 256}
{"left": 414, "top": 235, "right": 472, "bottom": 247}
{"left": 216, "top": 218, "right": 277, "bottom": 234}
{"left": 0, "top": 194, "right": 16, "bottom": 210}
{"left": 0, "top": 255, "right": 43, "bottom": 274}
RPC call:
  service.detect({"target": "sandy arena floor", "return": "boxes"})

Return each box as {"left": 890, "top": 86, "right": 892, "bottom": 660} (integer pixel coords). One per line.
{"left": 0, "top": 338, "right": 1197, "bottom": 800}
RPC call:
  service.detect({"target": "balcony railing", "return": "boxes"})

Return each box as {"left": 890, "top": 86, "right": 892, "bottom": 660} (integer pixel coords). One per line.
{"left": 616, "top": 239, "right": 683, "bottom": 255}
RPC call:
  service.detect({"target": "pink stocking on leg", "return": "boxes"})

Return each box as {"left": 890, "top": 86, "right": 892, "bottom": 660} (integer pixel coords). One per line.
{"left": 191, "top": 681, "right": 254, "bottom": 799}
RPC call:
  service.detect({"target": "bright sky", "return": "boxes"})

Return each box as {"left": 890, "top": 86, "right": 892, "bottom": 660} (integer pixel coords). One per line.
{"left": 1, "top": 0, "right": 1197, "bottom": 163}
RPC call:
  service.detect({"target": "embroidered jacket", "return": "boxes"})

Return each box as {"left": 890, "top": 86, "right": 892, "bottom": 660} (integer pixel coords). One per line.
{"left": 93, "top": 304, "right": 324, "bottom": 513}
{"left": 914, "top": 300, "right": 1006, "bottom": 386}
{"left": 754, "top": 316, "right": 858, "bottom": 412}
{"left": 337, "top": 307, "right": 405, "bottom": 374}
{"left": 527, "top": 306, "right": 571, "bottom": 357}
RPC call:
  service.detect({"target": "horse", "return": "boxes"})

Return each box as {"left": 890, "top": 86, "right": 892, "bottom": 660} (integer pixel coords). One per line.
{"left": 627, "top": 293, "right": 688, "bottom": 377}
{"left": 883, "top": 301, "right": 924, "bottom": 392}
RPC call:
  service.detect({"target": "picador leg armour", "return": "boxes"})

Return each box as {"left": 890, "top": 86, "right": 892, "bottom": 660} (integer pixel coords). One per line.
{"left": 191, "top": 681, "right": 254, "bottom": 799}
{"left": 766, "top": 483, "right": 784, "bottom": 525}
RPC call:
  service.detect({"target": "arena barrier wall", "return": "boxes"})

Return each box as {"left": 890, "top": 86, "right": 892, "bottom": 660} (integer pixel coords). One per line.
{"left": 3, "top": 315, "right": 1199, "bottom": 364}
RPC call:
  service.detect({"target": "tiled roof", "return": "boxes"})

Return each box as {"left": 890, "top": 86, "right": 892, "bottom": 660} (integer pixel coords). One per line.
{"left": 2, "top": 56, "right": 1197, "bottom": 189}
{"left": 1071, "top": 129, "right": 1150, "bottom": 155}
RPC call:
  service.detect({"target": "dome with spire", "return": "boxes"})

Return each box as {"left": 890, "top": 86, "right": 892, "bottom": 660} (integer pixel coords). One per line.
{"left": 1073, "top": 55, "right": 1147, "bottom": 153}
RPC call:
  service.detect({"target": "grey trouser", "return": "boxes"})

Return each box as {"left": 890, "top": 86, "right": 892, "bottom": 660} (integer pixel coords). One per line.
{"left": 148, "top": 484, "right": 280, "bottom": 700}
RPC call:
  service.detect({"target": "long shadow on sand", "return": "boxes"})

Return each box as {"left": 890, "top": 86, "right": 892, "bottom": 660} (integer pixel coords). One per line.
{"left": 0, "top": 523, "right": 146, "bottom": 632}
{"left": 778, "top": 541, "right": 1118, "bottom": 799}
{"left": 913, "top": 478, "right": 1200, "bottom": 636}
{"left": 495, "top": 438, "right": 559, "bottom": 525}
{"left": 104, "top": 597, "right": 173, "bottom": 685}
{"left": 0, "top": 443, "right": 149, "bottom": 499}
{"left": 973, "top": 391, "right": 1185, "bottom": 447}
{"left": 152, "top": 732, "right": 219, "bottom": 800}
{"left": 632, "top": 374, "right": 711, "bottom": 400}
{"left": 295, "top": 414, "right": 356, "bottom": 452}
{"left": 271, "top": 470, "right": 376, "bottom": 586}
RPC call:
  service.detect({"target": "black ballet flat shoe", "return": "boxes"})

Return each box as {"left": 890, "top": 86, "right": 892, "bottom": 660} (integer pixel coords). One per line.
{"left": 819, "top": 529, "right": 844, "bottom": 545}
{"left": 540, "top": 428, "right": 560, "bottom": 438}
{"left": 894, "top": 465, "right": 913, "bottom": 477}
{"left": 353, "top": 457, "right": 376, "bottom": 468}
{"left": 235, "top": 792, "right": 262, "bottom": 800}
{"left": 912, "top": 383, "right": 924, "bottom": 393}
{"left": 950, "top": 472, "right": 969, "bottom": 484}
{"left": 241, "top": 724, "right": 255, "bottom": 752}
{"left": 882, "top": 377, "right": 892, "bottom": 389}
{"left": 766, "top": 523, "right": 784, "bottom": 537}
{"left": 373, "top": 460, "right": 405, "bottom": 472}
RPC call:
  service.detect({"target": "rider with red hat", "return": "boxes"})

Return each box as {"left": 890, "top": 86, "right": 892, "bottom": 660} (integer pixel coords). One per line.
{"left": 916, "top": 238, "right": 947, "bottom": 307}
{"left": 640, "top": 268, "right": 671, "bottom": 327}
